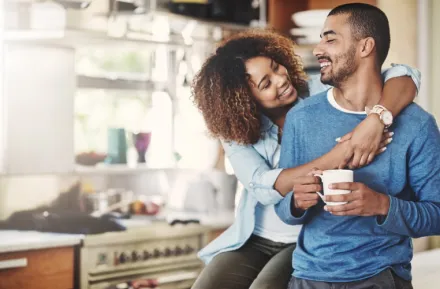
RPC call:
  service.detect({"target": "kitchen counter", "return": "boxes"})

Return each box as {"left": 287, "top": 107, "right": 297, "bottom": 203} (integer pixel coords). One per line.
{"left": 0, "top": 230, "right": 83, "bottom": 253}
{"left": 166, "top": 210, "right": 235, "bottom": 229}
{"left": 119, "top": 210, "right": 235, "bottom": 230}
{"left": 0, "top": 211, "right": 234, "bottom": 254}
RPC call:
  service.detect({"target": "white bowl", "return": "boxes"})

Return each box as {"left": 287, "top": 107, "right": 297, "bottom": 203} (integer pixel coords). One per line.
{"left": 291, "top": 9, "right": 331, "bottom": 28}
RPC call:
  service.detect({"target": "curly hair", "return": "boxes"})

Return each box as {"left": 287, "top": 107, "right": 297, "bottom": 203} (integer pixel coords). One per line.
{"left": 191, "top": 29, "right": 308, "bottom": 145}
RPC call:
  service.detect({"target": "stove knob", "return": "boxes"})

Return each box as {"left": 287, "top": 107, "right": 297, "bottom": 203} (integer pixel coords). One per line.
{"left": 184, "top": 245, "right": 195, "bottom": 254}
{"left": 119, "top": 252, "right": 128, "bottom": 264}
{"left": 164, "top": 248, "right": 172, "bottom": 257}
{"left": 153, "top": 249, "right": 161, "bottom": 258}
{"left": 142, "top": 250, "right": 151, "bottom": 261}
{"left": 132, "top": 251, "right": 141, "bottom": 262}
{"left": 175, "top": 246, "right": 183, "bottom": 256}
{"left": 114, "top": 252, "right": 119, "bottom": 265}
{"left": 97, "top": 253, "right": 108, "bottom": 265}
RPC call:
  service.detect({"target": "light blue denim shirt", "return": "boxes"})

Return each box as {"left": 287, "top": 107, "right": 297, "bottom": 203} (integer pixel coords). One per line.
{"left": 198, "top": 64, "right": 421, "bottom": 264}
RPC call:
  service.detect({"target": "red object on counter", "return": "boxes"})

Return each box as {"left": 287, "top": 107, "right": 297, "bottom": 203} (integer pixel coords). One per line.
{"left": 131, "top": 279, "right": 158, "bottom": 288}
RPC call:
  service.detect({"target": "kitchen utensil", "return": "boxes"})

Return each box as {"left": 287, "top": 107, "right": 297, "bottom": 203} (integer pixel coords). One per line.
{"left": 314, "top": 170, "right": 353, "bottom": 206}
{"left": 208, "top": 170, "right": 238, "bottom": 212}
{"left": 81, "top": 188, "right": 134, "bottom": 216}
{"left": 168, "top": 172, "right": 218, "bottom": 213}
{"left": 132, "top": 132, "right": 152, "bottom": 163}
{"left": 106, "top": 128, "right": 127, "bottom": 164}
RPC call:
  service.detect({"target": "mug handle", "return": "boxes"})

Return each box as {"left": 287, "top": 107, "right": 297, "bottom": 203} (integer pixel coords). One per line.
{"left": 314, "top": 174, "right": 325, "bottom": 202}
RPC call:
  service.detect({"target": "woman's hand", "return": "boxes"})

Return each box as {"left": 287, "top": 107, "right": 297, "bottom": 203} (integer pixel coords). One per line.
{"left": 330, "top": 127, "right": 392, "bottom": 169}
{"left": 341, "top": 114, "right": 394, "bottom": 169}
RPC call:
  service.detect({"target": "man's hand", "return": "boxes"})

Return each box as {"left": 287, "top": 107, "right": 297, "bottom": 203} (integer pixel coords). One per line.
{"left": 291, "top": 170, "right": 322, "bottom": 216}
{"left": 323, "top": 182, "right": 390, "bottom": 216}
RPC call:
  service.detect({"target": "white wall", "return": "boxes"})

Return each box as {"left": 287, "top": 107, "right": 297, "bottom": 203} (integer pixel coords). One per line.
{"left": 0, "top": 175, "right": 79, "bottom": 219}
{"left": 431, "top": 0, "right": 440, "bottom": 121}
{"left": 378, "top": 0, "right": 418, "bottom": 68}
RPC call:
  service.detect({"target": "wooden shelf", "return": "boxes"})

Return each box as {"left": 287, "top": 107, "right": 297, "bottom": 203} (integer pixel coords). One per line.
{"left": 4, "top": 29, "right": 191, "bottom": 48}
{"left": 76, "top": 75, "right": 167, "bottom": 91}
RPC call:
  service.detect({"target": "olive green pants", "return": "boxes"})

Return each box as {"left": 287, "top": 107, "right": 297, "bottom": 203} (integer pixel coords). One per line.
{"left": 192, "top": 235, "right": 295, "bottom": 289}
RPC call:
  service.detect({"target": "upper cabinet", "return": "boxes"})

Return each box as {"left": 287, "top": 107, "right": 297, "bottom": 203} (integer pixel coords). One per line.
{"left": 267, "top": 0, "right": 377, "bottom": 32}
{"left": 2, "top": 44, "right": 75, "bottom": 174}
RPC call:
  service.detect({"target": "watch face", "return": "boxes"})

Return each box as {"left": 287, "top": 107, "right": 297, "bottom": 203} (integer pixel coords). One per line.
{"left": 382, "top": 111, "right": 393, "bottom": 125}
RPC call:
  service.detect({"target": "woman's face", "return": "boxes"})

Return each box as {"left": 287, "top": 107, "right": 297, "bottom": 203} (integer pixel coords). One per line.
{"left": 245, "top": 56, "right": 298, "bottom": 110}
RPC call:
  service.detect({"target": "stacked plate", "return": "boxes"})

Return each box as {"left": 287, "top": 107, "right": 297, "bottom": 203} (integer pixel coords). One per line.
{"left": 290, "top": 10, "right": 330, "bottom": 45}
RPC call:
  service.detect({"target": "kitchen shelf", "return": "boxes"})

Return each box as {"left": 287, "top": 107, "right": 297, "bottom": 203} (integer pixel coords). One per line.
{"left": 92, "top": 6, "right": 258, "bottom": 32}
{"left": 74, "top": 164, "right": 170, "bottom": 175}
{"left": 152, "top": 9, "right": 256, "bottom": 31}
{"left": 76, "top": 75, "right": 167, "bottom": 91}
{"left": 4, "top": 29, "right": 191, "bottom": 48}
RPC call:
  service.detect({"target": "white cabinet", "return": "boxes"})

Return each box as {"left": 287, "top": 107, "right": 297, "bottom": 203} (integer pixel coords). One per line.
{"left": 2, "top": 44, "right": 75, "bottom": 174}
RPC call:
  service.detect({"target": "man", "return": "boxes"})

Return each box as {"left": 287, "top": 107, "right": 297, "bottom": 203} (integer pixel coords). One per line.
{"left": 276, "top": 3, "right": 440, "bottom": 289}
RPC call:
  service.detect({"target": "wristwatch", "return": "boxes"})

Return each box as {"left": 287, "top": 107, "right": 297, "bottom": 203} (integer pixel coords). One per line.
{"left": 368, "top": 105, "right": 393, "bottom": 128}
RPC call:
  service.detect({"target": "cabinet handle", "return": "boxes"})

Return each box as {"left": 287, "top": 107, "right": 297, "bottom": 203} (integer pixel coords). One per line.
{"left": 0, "top": 258, "right": 28, "bottom": 270}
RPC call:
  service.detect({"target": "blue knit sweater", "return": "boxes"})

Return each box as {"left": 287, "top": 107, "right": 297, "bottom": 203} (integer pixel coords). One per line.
{"left": 276, "top": 89, "right": 440, "bottom": 282}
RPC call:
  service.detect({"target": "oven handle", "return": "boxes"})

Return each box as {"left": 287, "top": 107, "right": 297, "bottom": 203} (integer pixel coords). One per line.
{"left": 127, "top": 271, "right": 199, "bottom": 289}
{"left": 0, "top": 258, "right": 28, "bottom": 270}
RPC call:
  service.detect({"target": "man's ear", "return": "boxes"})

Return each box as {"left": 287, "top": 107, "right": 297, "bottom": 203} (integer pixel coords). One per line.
{"left": 359, "top": 37, "right": 376, "bottom": 59}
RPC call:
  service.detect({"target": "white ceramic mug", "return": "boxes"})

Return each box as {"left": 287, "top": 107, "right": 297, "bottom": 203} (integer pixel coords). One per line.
{"left": 314, "top": 170, "right": 354, "bottom": 206}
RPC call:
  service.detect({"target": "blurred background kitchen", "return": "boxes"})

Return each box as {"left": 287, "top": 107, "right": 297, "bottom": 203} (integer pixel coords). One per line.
{"left": 0, "top": 1, "right": 439, "bottom": 289}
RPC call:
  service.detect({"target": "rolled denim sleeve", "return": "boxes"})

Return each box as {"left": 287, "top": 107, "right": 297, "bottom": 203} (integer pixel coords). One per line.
{"left": 382, "top": 63, "right": 421, "bottom": 93}
{"left": 222, "top": 141, "right": 284, "bottom": 205}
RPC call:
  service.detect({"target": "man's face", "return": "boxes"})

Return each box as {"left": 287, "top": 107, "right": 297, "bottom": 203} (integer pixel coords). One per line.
{"left": 313, "top": 14, "right": 359, "bottom": 87}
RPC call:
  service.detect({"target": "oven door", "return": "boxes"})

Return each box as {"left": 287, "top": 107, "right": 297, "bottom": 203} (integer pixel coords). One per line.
{"left": 90, "top": 270, "right": 200, "bottom": 289}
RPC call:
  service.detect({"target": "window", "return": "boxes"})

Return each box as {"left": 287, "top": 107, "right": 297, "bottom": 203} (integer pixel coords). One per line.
{"left": 74, "top": 42, "right": 218, "bottom": 169}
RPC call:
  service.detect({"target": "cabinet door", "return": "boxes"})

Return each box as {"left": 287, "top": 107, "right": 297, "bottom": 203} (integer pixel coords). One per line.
{"left": 3, "top": 44, "right": 75, "bottom": 174}
{"left": 0, "top": 246, "right": 75, "bottom": 289}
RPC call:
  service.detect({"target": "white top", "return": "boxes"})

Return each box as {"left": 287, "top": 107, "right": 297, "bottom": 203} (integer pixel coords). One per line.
{"left": 327, "top": 88, "right": 367, "bottom": 115}
{"left": 253, "top": 145, "right": 302, "bottom": 243}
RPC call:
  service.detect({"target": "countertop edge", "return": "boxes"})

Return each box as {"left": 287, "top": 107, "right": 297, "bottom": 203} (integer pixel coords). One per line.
{"left": 0, "top": 234, "right": 83, "bottom": 254}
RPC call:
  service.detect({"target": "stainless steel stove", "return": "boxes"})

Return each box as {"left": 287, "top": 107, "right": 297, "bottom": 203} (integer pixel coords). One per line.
{"left": 79, "top": 222, "right": 211, "bottom": 289}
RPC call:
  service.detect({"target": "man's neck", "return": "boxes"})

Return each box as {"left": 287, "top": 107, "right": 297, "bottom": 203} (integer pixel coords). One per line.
{"left": 332, "top": 67, "right": 383, "bottom": 112}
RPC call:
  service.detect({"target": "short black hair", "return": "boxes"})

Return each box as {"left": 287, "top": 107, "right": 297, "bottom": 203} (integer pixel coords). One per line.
{"left": 328, "top": 3, "right": 390, "bottom": 66}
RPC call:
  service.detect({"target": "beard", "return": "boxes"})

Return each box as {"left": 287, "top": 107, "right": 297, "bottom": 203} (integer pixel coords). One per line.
{"left": 321, "top": 44, "right": 357, "bottom": 87}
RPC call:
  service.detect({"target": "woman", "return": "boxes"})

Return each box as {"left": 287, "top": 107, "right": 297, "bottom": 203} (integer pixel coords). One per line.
{"left": 191, "top": 30, "right": 420, "bottom": 289}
